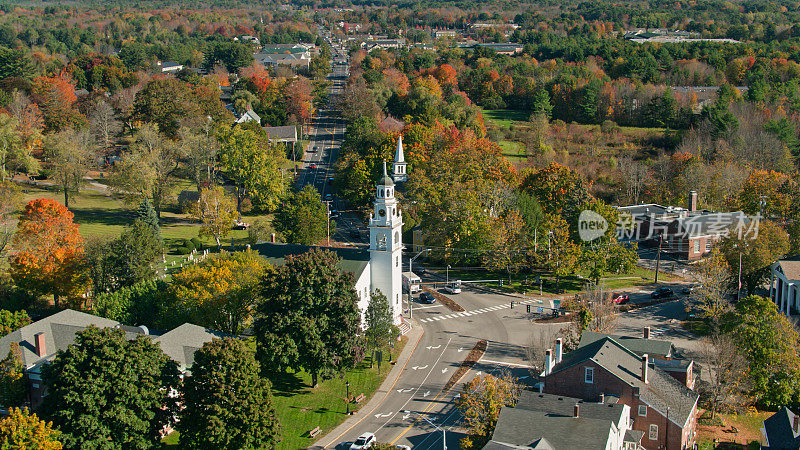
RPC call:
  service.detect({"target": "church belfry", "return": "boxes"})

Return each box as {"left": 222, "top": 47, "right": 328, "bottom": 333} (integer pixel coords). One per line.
{"left": 392, "top": 135, "right": 407, "bottom": 183}
{"left": 369, "top": 161, "right": 404, "bottom": 325}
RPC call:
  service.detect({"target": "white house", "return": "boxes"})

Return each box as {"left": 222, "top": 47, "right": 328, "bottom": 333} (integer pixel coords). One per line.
{"left": 769, "top": 256, "right": 800, "bottom": 316}
{"left": 235, "top": 109, "right": 261, "bottom": 125}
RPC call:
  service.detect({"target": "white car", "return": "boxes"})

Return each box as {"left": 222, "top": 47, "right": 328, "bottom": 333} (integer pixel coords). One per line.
{"left": 443, "top": 284, "right": 462, "bottom": 294}
{"left": 350, "top": 433, "right": 376, "bottom": 449}
{"left": 396, "top": 446, "right": 411, "bottom": 450}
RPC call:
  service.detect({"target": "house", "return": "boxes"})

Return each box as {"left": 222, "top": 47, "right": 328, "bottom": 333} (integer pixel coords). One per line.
{"left": 255, "top": 52, "right": 311, "bottom": 70}
{"left": 542, "top": 336, "right": 699, "bottom": 450}
{"left": 363, "top": 38, "right": 406, "bottom": 51}
{"left": 0, "top": 309, "right": 225, "bottom": 409}
{"left": 378, "top": 116, "right": 405, "bottom": 133}
{"left": 159, "top": 61, "right": 183, "bottom": 73}
{"left": 236, "top": 109, "right": 261, "bottom": 125}
{"left": 251, "top": 153, "right": 407, "bottom": 327}
{"left": 617, "top": 191, "right": 755, "bottom": 261}
{"left": 262, "top": 125, "right": 298, "bottom": 143}
{"left": 486, "top": 391, "right": 644, "bottom": 449}
{"left": 432, "top": 29, "right": 458, "bottom": 39}
{"left": 475, "top": 43, "right": 524, "bottom": 55}
{"left": 762, "top": 407, "right": 800, "bottom": 449}
{"left": 769, "top": 256, "right": 800, "bottom": 317}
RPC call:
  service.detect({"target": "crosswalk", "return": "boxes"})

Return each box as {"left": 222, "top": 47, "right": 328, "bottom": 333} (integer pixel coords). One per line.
{"left": 418, "top": 299, "right": 545, "bottom": 323}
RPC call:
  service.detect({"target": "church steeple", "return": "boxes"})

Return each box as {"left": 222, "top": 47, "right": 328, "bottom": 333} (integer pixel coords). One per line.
{"left": 392, "top": 135, "right": 407, "bottom": 183}
{"left": 370, "top": 159, "right": 403, "bottom": 325}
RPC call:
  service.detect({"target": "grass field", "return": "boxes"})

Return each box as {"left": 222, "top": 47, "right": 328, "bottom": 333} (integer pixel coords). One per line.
{"left": 498, "top": 140, "right": 526, "bottom": 162}
{"left": 479, "top": 108, "right": 530, "bottom": 128}
{"left": 161, "top": 337, "right": 408, "bottom": 449}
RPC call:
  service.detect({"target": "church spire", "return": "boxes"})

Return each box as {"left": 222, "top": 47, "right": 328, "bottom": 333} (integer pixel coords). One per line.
{"left": 392, "top": 135, "right": 407, "bottom": 183}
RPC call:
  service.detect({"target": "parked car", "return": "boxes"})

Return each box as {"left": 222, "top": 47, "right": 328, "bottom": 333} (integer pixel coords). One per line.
{"left": 350, "top": 433, "right": 376, "bottom": 450}
{"left": 611, "top": 293, "right": 630, "bottom": 304}
{"left": 309, "top": 163, "right": 317, "bottom": 169}
{"left": 419, "top": 292, "right": 436, "bottom": 304}
{"left": 651, "top": 287, "right": 674, "bottom": 299}
{"left": 328, "top": 176, "right": 335, "bottom": 184}
{"left": 443, "top": 284, "right": 462, "bottom": 294}
{"left": 325, "top": 193, "right": 333, "bottom": 201}
{"left": 395, "top": 446, "right": 411, "bottom": 450}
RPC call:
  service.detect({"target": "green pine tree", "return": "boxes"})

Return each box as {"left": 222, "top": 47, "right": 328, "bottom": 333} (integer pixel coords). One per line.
{"left": 136, "top": 199, "right": 161, "bottom": 238}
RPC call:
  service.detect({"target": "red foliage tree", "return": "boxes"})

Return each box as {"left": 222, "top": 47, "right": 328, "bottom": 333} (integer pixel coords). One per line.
{"left": 10, "top": 198, "right": 89, "bottom": 307}
{"left": 30, "top": 74, "right": 86, "bottom": 132}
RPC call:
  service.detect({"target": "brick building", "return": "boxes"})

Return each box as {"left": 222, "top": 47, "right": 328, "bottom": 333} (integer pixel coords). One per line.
{"left": 542, "top": 336, "right": 699, "bottom": 450}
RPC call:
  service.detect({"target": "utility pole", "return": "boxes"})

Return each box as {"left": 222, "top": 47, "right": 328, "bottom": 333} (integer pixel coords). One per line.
{"left": 737, "top": 251, "right": 743, "bottom": 302}
{"left": 324, "top": 200, "right": 332, "bottom": 246}
{"left": 654, "top": 234, "right": 663, "bottom": 284}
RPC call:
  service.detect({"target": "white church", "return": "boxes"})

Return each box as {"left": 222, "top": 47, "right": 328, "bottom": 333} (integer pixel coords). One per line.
{"left": 254, "top": 136, "right": 408, "bottom": 326}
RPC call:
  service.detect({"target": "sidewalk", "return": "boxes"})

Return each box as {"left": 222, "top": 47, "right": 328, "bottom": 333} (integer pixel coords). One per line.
{"left": 310, "top": 318, "right": 425, "bottom": 449}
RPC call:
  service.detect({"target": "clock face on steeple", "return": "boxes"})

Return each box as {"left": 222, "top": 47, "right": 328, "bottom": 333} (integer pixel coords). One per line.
{"left": 378, "top": 208, "right": 386, "bottom": 217}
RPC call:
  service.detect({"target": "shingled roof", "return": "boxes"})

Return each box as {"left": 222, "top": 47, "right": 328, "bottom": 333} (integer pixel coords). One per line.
{"left": 580, "top": 331, "right": 674, "bottom": 358}
{"left": 153, "top": 323, "right": 229, "bottom": 372}
{"left": 489, "top": 407, "right": 616, "bottom": 450}
{"left": 548, "top": 336, "right": 698, "bottom": 427}
{"left": 250, "top": 242, "right": 370, "bottom": 280}
{"left": 776, "top": 255, "right": 800, "bottom": 283}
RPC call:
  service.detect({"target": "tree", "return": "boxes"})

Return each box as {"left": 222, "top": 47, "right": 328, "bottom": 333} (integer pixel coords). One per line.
{"left": 0, "top": 343, "right": 26, "bottom": 407}
{"left": 108, "top": 124, "right": 182, "bottom": 217}
{"left": 455, "top": 372, "right": 520, "bottom": 449}
{"left": 0, "top": 181, "right": 20, "bottom": 258}
{"left": 273, "top": 185, "right": 329, "bottom": 245}
{"left": 0, "top": 309, "right": 30, "bottom": 335}
{"left": 204, "top": 42, "right": 254, "bottom": 73}
{"left": 255, "top": 249, "right": 362, "bottom": 387}
{"left": 530, "top": 86, "right": 552, "bottom": 119}
{"left": 41, "top": 326, "right": 180, "bottom": 449}
{"left": 543, "top": 214, "right": 580, "bottom": 293}
{"left": 0, "top": 408, "right": 62, "bottom": 450}
{"left": 700, "top": 332, "right": 749, "bottom": 417}
{"left": 106, "top": 220, "right": 163, "bottom": 290}
{"left": 719, "top": 220, "right": 789, "bottom": 294}
{"left": 132, "top": 78, "right": 231, "bottom": 137}
{"left": 191, "top": 186, "right": 237, "bottom": 248}
{"left": 30, "top": 74, "right": 85, "bottom": 132}
{"left": 10, "top": 198, "right": 89, "bottom": 307}
{"left": 0, "top": 113, "right": 22, "bottom": 180}
{"left": 178, "top": 338, "right": 279, "bottom": 450}
{"left": 89, "top": 100, "right": 120, "bottom": 158}
{"left": 520, "top": 163, "right": 592, "bottom": 225}
{"left": 44, "top": 128, "right": 94, "bottom": 208}
{"left": 724, "top": 295, "right": 800, "bottom": 408}
{"left": 693, "top": 249, "right": 731, "bottom": 326}
{"left": 0, "top": 46, "right": 34, "bottom": 80}
{"left": 136, "top": 199, "right": 161, "bottom": 239}
{"left": 179, "top": 127, "right": 219, "bottom": 189}
{"left": 92, "top": 279, "right": 164, "bottom": 327}
{"left": 167, "top": 251, "right": 266, "bottom": 334}
{"left": 218, "top": 127, "right": 287, "bottom": 212}
{"left": 364, "top": 290, "right": 399, "bottom": 367}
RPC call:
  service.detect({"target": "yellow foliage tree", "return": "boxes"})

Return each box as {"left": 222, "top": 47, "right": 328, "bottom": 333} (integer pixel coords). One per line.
{"left": 0, "top": 408, "right": 62, "bottom": 449}
{"left": 455, "top": 373, "right": 520, "bottom": 449}
{"left": 191, "top": 186, "right": 238, "bottom": 248}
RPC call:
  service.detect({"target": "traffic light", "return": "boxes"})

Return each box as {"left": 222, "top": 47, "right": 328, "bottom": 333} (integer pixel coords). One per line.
{"left": 526, "top": 304, "right": 531, "bottom": 313}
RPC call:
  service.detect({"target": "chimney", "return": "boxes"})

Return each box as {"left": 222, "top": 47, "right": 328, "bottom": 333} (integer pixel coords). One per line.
{"left": 573, "top": 403, "right": 580, "bottom": 418}
{"left": 34, "top": 332, "right": 46, "bottom": 357}
{"left": 643, "top": 326, "right": 651, "bottom": 339}
{"left": 794, "top": 414, "right": 799, "bottom": 433}
{"left": 555, "top": 338, "right": 563, "bottom": 364}
{"left": 545, "top": 349, "right": 553, "bottom": 375}
{"left": 642, "top": 354, "right": 649, "bottom": 384}
{"left": 690, "top": 190, "right": 698, "bottom": 212}
{"left": 270, "top": 233, "right": 276, "bottom": 243}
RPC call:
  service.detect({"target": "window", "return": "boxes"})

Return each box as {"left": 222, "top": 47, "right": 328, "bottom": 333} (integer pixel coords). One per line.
{"left": 396, "top": 256, "right": 399, "bottom": 267}
{"left": 584, "top": 367, "right": 593, "bottom": 384}
{"left": 649, "top": 424, "right": 658, "bottom": 440}
{"left": 705, "top": 240, "right": 711, "bottom": 252}
{"left": 693, "top": 240, "right": 700, "bottom": 253}
{"left": 638, "top": 405, "right": 647, "bottom": 417}
{"left": 32, "top": 383, "right": 39, "bottom": 389}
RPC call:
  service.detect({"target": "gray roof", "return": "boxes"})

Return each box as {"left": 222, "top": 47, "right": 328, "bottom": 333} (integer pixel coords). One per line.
{"left": 263, "top": 125, "right": 298, "bottom": 142}
{"left": 515, "top": 391, "right": 626, "bottom": 423}
{"left": 153, "top": 323, "right": 229, "bottom": 371}
{"left": 250, "top": 242, "right": 370, "bottom": 280}
{"left": 777, "top": 256, "right": 800, "bottom": 283}
{"left": 549, "top": 337, "right": 698, "bottom": 427}
{"left": 580, "top": 331, "right": 674, "bottom": 358}
{"left": 490, "top": 407, "right": 614, "bottom": 450}
{"left": 617, "top": 204, "right": 672, "bottom": 219}
{"left": 763, "top": 407, "right": 800, "bottom": 449}
{"left": 0, "top": 309, "right": 142, "bottom": 370}
{"left": 483, "top": 438, "right": 554, "bottom": 450}
{"left": 674, "top": 211, "right": 751, "bottom": 238}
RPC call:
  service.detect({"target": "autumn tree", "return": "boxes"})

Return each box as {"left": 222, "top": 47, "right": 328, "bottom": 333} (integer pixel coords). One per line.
{"left": 543, "top": 214, "right": 580, "bottom": 293}
{"left": 285, "top": 76, "right": 315, "bottom": 124}
{"left": 701, "top": 333, "right": 749, "bottom": 417}
{"left": 178, "top": 338, "right": 279, "bottom": 450}
{"left": 693, "top": 249, "right": 732, "bottom": 326}
{"left": 108, "top": 124, "right": 181, "bottom": 217}
{"left": 255, "top": 249, "right": 362, "bottom": 387}
{"left": 45, "top": 128, "right": 94, "bottom": 208}
{"left": 218, "top": 126, "right": 287, "bottom": 212}
{"left": 0, "top": 181, "right": 20, "bottom": 258}
{"left": 273, "top": 185, "right": 329, "bottom": 245}
{"left": 41, "top": 326, "right": 180, "bottom": 449}
{"left": 191, "top": 186, "right": 237, "bottom": 248}
{"left": 0, "top": 408, "right": 62, "bottom": 450}
{"left": 179, "top": 127, "right": 219, "bottom": 189}
{"left": 167, "top": 250, "right": 267, "bottom": 334}
{"left": 0, "top": 343, "right": 26, "bottom": 407}
{"left": 364, "top": 289, "right": 399, "bottom": 367}
{"left": 455, "top": 373, "right": 520, "bottom": 449}
{"left": 520, "top": 163, "right": 592, "bottom": 225}
{"left": 719, "top": 220, "right": 789, "bottom": 294}
{"left": 10, "top": 198, "right": 89, "bottom": 307}
{"left": 30, "top": 74, "right": 85, "bottom": 132}
{"left": 483, "top": 210, "right": 527, "bottom": 279}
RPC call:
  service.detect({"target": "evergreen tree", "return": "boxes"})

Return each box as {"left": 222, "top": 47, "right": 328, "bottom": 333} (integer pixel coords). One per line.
{"left": 178, "top": 338, "right": 279, "bottom": 449}
{"left": 364, "top": 289, "right": 399, "bottom": 367}
{"left": 136, "top": 199, "right": 161, "bottom": 238}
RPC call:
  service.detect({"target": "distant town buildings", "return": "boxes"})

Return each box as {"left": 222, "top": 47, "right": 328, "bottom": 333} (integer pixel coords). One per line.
{"left": 624, "top": 29, "right": 741, "bottom": 44}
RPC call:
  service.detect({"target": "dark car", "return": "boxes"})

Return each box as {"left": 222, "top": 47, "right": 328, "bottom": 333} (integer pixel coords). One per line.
{"left": 419, "top": 292, "right": 436, "bottom": 304}
{"left": 651, "top": 287, "right": 674, "bottom": 299}
{"left": 611, "top": 293, "right": 630, "bottom": 304}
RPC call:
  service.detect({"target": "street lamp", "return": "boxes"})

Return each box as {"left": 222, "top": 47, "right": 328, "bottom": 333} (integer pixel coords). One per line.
{"left": 446, "top": 265, "right": 451, "bottom": 285}
{"left": 401, "top": 410, "right": 446, "bottom": 450}
{"left": 346, "top": 381, "right": 350, "bottom": 415}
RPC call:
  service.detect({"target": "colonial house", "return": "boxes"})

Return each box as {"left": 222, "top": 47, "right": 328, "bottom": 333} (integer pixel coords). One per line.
{"left": 768, "top": 256, "right": 800, "bottom": 317}
{"left": 542, "top": 336, "right": 699, "bottom": 450}
{"left": 486, "top": 391, "right": 644, "bottom": 450}
{"left": 0, "top": 309, "right": 225, "bottom": 409}
{"left": 235, "top": 108, "right": 261, "bottom": 125}
{"left": 761, "top": 407, "right": 800, "bottom": 449}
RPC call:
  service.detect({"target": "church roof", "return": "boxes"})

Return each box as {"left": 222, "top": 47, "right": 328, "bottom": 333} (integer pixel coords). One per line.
{"left": 379, "top": 160, "right": 395, "bottom": 186}
{"left": 250, "top": 242, "right": 370, "bottom": 280}
{"left": 394, "top": 135, "right": 405, "bottom": 163}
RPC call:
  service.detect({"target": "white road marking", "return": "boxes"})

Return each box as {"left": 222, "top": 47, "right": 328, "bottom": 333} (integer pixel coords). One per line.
{"left": 478, "top": 358, "right": 531, "bottom": 368}
{"left": 423, "top": 391, "right": 431, "bottom": 397}
{"left": 441, "top": 368, "right": 448, "bottom": 374}
{"left": 416, "top": 298, "right": 544, "bottom": 325}
{"left": 397, "top": 388, "right": 412, "bottom": 393}
{"left": 374, "top": 413, "right": 391, "bottom": 418}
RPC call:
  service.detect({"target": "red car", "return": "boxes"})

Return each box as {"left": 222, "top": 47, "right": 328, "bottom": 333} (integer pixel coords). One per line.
{"left": 309, "top": 163, "right": 317, "bottom": 169}
{"left": 611, "top": 293, "right": 630, "bottom": 304}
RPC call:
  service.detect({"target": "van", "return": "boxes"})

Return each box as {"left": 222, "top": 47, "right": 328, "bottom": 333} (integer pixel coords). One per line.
{"left": 402, "top": 272, "right": 421, "bottom": 294}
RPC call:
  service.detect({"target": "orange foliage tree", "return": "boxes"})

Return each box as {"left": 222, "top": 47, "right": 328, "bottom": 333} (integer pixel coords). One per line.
{"left": 30, "top": 74, "right": 85, "bottom": 132}
{"left": 10, "top": 198, "right": 89, "bottom": 307}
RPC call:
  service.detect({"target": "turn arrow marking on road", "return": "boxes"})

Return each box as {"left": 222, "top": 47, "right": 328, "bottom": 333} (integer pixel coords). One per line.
{"left": 426, "top": 345, "right": 441, "bottom": 350}
{"left": 397, "top": 388, "right": 412, "bottom": 393}
{"left": 423, "top": 391, "right": 431, "bottom": 397}
{"left": 441, "top": 368, "right": 448, "bottom": 374}
{"left": 458, "top": 347, "right": 464, "bottom": 352}
{"left": 402, "top": 414, "right": 410, "bottom": 420}
{"left": 413, "top": 365, "right": 428, "bottom": 370}
{"left": 374, "top": 413, "right": 391, "bottom": 418}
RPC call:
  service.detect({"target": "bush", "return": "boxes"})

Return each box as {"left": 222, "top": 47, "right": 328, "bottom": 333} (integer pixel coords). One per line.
{"left": 247, "top": 219, "right": 273, "bottom": 246}
{"left": 600, "top": 119, "right": 618, "bottom": 134}
{"left": 190, "top": 237, "right": 202, "bottom": 250}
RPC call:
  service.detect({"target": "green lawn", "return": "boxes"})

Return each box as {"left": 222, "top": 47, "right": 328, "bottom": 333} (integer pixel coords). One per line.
{"left": 498, "top": 140, "right": 527, "bottom": 162}
{"left": 479, "top": 108, "right": 530, "bottom": 128}
{"left": 161, "top": 338, "right": 408, "bottom": 449}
